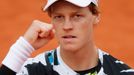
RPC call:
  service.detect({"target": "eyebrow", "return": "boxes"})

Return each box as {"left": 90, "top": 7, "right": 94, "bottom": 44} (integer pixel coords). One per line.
{"left": 52, "top": 9, "right": 84, "bottom": 16}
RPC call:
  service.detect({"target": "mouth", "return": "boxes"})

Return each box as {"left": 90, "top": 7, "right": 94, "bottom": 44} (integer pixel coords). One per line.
{"left": 61, "top": 35, "right": 77, "bottom": 43}
{"left": 62, "top": 35, "right": 77, "bottom": 39}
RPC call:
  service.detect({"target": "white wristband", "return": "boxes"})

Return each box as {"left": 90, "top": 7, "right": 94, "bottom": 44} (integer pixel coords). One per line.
{"left": 2, "top": 36, "right": 35, "bottom": 72}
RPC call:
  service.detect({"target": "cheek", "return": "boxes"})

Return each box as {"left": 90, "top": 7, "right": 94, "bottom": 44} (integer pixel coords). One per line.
{"left": 52, "top": 24, "right": 62, "bottom": 38}
{"left": 77, "top": 19, "right": 94, "bottom": 40}
{"left": 52, "top": 24, "right": 58, "bottom": 36}
{"left": 53, "top": 24, "right": 59, "bottom": 33}
{"left": 78, "top": 20, "right": 93, "bottom": 32}
{"left": 52, "top": 22, "right": 63, "bottom": 30}
{"left": 77, "top": 16, "right": 94, "bottom": 28}
{"left": 83, "top": 18, "right": 94, "bottom": 32}
{"left": 52, "top": 23, "right": 56, "bottom": 29}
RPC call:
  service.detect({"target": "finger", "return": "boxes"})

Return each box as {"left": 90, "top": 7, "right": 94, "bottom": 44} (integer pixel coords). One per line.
{"left": 39, "top": 23, "right": 53, "bottom": 38}
{"left": 33, "top": 20, "right": 53, "bottom": 31}
{"left": 39, "top": 30, "right": 49, "bottom": 38}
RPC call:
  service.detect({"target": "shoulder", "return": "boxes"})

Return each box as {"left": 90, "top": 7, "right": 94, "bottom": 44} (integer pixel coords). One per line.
{"left": 23, "top": 50, "right": 55, "bottom": 67}
{"left": 17, "top": 50, "right": 55, "bottom": 75}
{"left": 99, "top": 49, "right": 134, "bottom": 75}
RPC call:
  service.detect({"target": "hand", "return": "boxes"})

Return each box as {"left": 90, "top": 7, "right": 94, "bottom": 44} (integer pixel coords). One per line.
{"left": 23, "top": 20, "right": 54, "bottom": 49}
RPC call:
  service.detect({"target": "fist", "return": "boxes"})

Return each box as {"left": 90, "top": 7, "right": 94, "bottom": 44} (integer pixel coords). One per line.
{"left": 24, "top": 20, "right": 54, "bottom": 49}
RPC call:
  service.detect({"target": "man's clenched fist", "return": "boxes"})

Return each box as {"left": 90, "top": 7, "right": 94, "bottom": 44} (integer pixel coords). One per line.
{"left": 24, "top": 20, "right": 54, "bottom": 49}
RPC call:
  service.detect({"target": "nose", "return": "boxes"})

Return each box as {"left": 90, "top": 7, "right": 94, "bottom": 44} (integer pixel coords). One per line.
{"left": 63, "top": 19, "right": 73, "bottom": 31}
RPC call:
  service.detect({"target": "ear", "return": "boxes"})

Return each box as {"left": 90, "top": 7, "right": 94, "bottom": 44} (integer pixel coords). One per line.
{"left": 93, "top": 14, "right": 100, "bottom": 25}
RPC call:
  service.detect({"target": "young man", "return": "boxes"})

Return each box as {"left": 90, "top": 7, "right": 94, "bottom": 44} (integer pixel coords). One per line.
{"left": 0, "top": 0, "right": 134, "bottom": 75}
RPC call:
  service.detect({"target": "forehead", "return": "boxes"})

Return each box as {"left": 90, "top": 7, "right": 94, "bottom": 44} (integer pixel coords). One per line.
{"left": 49, "top": 1, "right": 89, "bottom": 14}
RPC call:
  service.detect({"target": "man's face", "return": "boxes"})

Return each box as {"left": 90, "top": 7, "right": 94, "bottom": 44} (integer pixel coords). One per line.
{"left": 50, "top": 1, "right": 98, "bottom": 51}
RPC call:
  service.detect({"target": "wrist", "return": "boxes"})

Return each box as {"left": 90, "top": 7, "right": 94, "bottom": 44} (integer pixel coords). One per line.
{"left": 2, "top": 36, "right": 35, "bottom": 72}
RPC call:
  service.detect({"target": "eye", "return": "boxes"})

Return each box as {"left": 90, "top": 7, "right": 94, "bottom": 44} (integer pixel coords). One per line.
{"left": 76, "top": 15, "right": 81, "bottom": 17}
{"left": 54, "top": 15, "right": 63, "bottom": 19}
{"left": 74, "top": 14, "right": 82, "bottom": 18}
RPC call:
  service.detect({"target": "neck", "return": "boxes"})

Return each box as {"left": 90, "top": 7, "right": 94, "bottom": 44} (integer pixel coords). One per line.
{"left": 60, "top": 42, "right": 99, "bottom": 71}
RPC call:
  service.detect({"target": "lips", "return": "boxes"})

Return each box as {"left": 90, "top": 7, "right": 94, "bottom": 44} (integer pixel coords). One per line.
{"left": 61, "top": 35, "right": 77, "bottom": 42}
{"left": 62, "top": 35, "right": 76, "bottom": 38}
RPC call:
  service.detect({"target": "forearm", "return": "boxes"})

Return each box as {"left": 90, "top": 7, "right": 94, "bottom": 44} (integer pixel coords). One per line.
{"left": 0, "top": 20, "right": 52, "bottom": 75}
{"left": 0, "top": 37, "right": 35, "bottom": 74}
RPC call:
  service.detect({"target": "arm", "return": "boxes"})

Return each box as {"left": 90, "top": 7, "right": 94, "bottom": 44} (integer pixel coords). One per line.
{"left": 0, "top": 20, "right": 54, "bottom": 75}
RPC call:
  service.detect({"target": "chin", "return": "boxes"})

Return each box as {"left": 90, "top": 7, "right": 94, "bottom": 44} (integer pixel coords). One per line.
{"left": 60, "top": 44, "right": 81, "bottom": 52}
